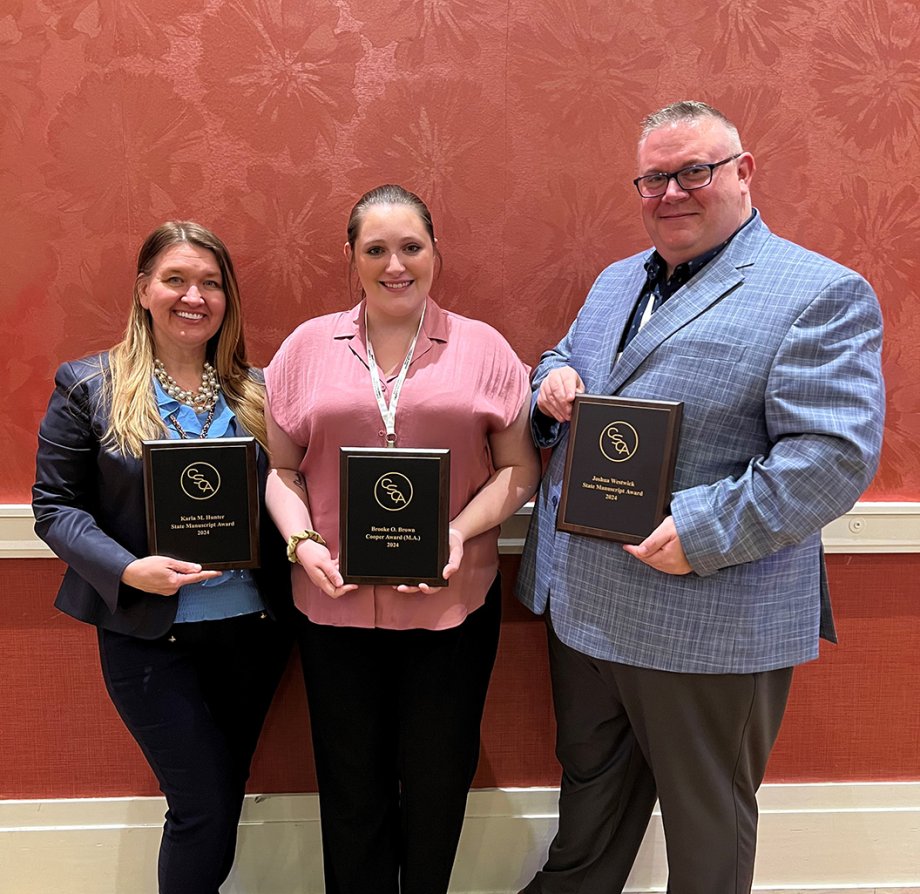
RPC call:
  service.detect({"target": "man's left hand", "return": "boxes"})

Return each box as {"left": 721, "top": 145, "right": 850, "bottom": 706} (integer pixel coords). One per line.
{"left": 623, "top": 516, "right": 692, "bottom": 575}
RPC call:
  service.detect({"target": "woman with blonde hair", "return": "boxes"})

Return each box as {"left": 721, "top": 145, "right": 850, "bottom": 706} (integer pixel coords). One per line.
{"left": 33, "top": 221, "right": 292, "bottom": 894}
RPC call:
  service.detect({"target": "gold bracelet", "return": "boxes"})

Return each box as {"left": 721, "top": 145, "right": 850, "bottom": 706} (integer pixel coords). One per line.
{"left": 286, "top": 529, "right": 326, "bottom": 564}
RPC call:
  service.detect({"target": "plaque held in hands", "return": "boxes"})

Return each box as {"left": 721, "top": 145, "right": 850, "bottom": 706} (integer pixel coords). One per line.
{"left": 557, "top": 395, "right": 683, "bottom": 545}
{"left": 339, "top": 447, "right": 450, "bottom": 586}
{"left": 142, "top": 437, "right": 260, "bottom": 570}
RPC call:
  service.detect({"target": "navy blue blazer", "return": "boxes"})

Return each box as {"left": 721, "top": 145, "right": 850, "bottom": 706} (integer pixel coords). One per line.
{"left": 32, "top": 353, "right": 293, "bottom": 639}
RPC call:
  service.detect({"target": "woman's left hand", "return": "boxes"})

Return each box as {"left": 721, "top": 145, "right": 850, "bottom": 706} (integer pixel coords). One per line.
{"left": 393, "top": 527, "right": 464, "bottom": 594}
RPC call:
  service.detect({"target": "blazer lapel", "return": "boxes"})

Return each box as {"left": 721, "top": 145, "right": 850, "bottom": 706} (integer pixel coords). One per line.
{"left": 585, "top": 261, "right": 648, "bottom": 394}
{"left": 604, "top": 214, "right": 768, "bottom": 394}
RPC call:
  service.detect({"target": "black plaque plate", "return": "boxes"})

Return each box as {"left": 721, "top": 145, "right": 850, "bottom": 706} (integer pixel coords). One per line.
{"left": 557, "top": 395, "right": 682, "bottom": 544}
{"left": 339, "top": 448, "right": 450, "bottom": 586}
{"left": 142, "top": 437, "right": 260, "bottom": 570}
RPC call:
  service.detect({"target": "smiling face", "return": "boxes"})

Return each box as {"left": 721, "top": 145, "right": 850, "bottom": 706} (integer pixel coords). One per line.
{"left": 137, "top": 243, "right": 226, "bottom": 361}
{"left": 346, "top": 203, "right": 436, "bottom": 326}
{"left": 637, "top": 117, "right": 754, "bottom": 273}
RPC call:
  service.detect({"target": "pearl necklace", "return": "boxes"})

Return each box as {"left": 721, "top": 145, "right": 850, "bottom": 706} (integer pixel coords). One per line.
{"left": 154, "top": 359, "right": 219, "bottom": 412}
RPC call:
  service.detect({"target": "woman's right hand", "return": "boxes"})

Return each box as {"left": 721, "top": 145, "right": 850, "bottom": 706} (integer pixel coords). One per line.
{"left": 294, "top": 539, "right": 358, "bottom": 599}
{"left": 121, "top": 556, "right": 222, "bottom": 596}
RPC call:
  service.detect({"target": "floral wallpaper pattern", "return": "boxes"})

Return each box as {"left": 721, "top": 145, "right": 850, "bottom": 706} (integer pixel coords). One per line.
{"left": 1, "top": 0, "right": 916, "bottom": 498}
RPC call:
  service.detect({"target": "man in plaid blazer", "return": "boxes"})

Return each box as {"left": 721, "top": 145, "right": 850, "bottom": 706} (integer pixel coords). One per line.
{"left": 516, "top": 101, "right": 885, "bottom": 894}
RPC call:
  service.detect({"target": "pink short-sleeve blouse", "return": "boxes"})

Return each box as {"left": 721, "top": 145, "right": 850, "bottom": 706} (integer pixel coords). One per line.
{"left": 265, "top": 297, "right": 530, "bottom": 631}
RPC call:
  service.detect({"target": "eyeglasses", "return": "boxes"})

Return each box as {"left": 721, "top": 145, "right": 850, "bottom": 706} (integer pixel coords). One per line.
{"left": 633, "top": 154, "right": 742, "bottom": 198}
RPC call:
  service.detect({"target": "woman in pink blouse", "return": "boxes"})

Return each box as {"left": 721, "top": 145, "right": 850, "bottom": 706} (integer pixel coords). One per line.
{"left": 265, "top": 184, "right": 540, "bottom": 894}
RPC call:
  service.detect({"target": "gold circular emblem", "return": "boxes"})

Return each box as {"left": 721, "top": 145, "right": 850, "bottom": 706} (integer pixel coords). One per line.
{"left": 599, "top": 421, "right": 639, "bottom": 462}
{"left": 180, "top": 462, "right": 221, "bottom": 500}
{"left": 373, "top": 472, "right": 413, "bottom": 512}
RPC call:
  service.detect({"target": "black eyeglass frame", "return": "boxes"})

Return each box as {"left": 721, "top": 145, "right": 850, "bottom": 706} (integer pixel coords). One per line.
{"left": 633, "top": 153, "right": 742, "bottom": 198}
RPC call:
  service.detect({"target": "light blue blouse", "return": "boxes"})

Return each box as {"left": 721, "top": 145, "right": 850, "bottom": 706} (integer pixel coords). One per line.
{"left": 153, "top": 378, "right": 266, "bottom": 623}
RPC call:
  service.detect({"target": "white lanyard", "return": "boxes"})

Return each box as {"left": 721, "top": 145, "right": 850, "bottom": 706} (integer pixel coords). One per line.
{"left": 365, "top": 304, "right": 426, "bottom": 448}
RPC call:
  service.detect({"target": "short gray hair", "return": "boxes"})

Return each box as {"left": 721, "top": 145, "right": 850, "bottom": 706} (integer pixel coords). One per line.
{"left": 639, "top": 101, "right": 742, "bottom": 151}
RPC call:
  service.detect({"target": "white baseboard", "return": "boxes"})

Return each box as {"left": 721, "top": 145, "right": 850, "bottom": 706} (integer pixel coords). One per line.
{"left": 4, "top": 502, "right": 919, "bottom": 558}
{"left": 2, "top": 783, "right": 918, "bottom": 893}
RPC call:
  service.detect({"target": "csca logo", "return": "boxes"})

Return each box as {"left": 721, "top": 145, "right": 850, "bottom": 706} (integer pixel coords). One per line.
{"left": 374, "top": 472, "right": 413, "bottom": 511}
{"left": 181, "top": 463, "right": 221, "bottom": 500}
{"left": 599, "top": 421, "right": 639, "bottom": 462}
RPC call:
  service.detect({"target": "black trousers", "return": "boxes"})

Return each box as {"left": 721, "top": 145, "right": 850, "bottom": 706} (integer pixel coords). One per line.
{"left": 297, "top": 576, "right": 502, "bottom": 894}
{"left": 98, "top": 612, "right": 291, "bottom": 894}
{"left": 522, "top": 620, "right": 793, "bottom": 894}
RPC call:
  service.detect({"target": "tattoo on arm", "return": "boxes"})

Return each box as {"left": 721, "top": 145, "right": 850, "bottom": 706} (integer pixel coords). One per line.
{"left": 293, "top": 472, "right": 306, "bottom": 491}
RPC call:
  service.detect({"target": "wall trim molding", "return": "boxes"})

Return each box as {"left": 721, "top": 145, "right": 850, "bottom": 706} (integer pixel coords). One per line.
{"left": 1, "top": 504, "right": 52, "bottom": 558}
{"left": 1, "top": 783, "right": 918, "bottom": 892}
{"left": 501, "top": 500, "right": 920, "bottom": 554}
{"left": 5, "top": 501, "right": 920, "bottom": 558}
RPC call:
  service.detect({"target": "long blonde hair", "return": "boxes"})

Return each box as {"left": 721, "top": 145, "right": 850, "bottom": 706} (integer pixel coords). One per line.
{"left": 102, "top": 221, "right": 268, "bottom": 456}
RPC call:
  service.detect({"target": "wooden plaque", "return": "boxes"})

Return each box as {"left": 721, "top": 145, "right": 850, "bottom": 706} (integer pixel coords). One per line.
{"left": 339, "top": 447, "right": 450, "bottom": 586}
{"left": 557, "top": 395, "right": 683, "bottom": 545}
{"left": 142, "top": 437, "right": 259, "bottom": 570}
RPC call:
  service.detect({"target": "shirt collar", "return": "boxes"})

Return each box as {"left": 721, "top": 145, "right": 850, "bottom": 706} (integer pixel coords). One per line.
{"left": 153, "top": 376, "right": 184, "bottom": 415}
{"left": 152, "top": 377, "right": 235, "bottom": 439}
{"left": 644, "top": 209, "right": 756, "bottom": 295}
{"left": 333, "top": 296, "right": 450, "bottom": 343}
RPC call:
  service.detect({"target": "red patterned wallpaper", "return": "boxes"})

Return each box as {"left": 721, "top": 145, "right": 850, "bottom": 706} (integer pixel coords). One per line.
{"left": 1, "top": 0, "right": 919, "bottom": 798}
{"left": 2, "top": 554, "right": 918, "bottom": 799}
{"left": 1, "top": 0, "right": 917, "bottom": 499}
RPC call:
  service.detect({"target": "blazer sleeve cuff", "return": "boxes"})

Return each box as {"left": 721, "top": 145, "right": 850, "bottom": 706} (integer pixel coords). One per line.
{"left": 531, "top": 394, "right": 567, "bottom": 449}
{"left": 670, "top": 486, "right": 729, "bottom": 577}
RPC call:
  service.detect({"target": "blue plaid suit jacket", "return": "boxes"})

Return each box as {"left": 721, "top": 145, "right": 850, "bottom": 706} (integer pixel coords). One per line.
{"left": 515, "top": 212, "right": 885, "bottom": 673}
